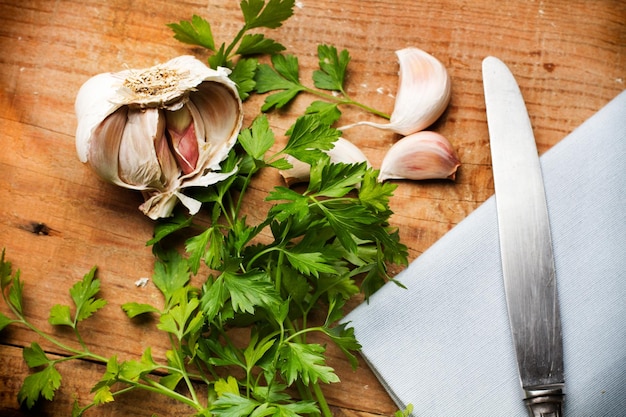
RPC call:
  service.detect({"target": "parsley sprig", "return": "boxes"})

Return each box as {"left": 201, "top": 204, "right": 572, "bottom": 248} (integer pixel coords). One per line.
{"left": 168, "top": 0, "right": 296, "bottom": 99}
{"left": 255, "top": 45, "right": 390, "bottom": 119}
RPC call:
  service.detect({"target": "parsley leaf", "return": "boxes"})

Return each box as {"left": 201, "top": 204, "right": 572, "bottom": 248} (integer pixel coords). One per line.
{"left": 255, "top": 54, "right": 305, "bottom": 111}
{"left": 275, "top": 401, "right": 320, "bottom": 417}
{"left": 92, "top": 385, "right": 114, "bottom": 405}
{"left": 229, "top": 58, "right": 259, "bottom": 100}
{"left": 158, "top": 296, "right": 203, "bottom": 340}
{"left": 167, "top": 15, "right": 215, "bottom": 51}
{"left": 281, "top": 114, "right": 340, "bottom": 164}
{"left": 358, "top": 168, "right": 397, "bottom": 212}
{"left": 324, "top": 323, "right": 361, "bottom": 370}
{"left": 305, "top": 101, "right": 342, "bottom": 125}
{"left": 23, "top": 342, "right": 51, "bottom": 368}
{"left": 214, "top": 376, "right": 240, "bottom": 396}
{"left": 313, "top": 44, "right": 351, "bottom": 92}
{"left": 69, "top": 267, "right": 107, "bottom": 322}
{"left": 278, "top": 342, "right": 339, "bottom": 385}
{"left": 240, "top": 0, "right": 296, "bottom": 30}
{"left": 48, "top": 267, "right": 106, "bottom": 328}
{"left": 121, "top": 302, "right": 160, "bottom": 318}
{"left": 18, "top": 364, "right": 62, "bottom": 408}
{"left": 236, "top": 33, "right": 286, "bottom": 56}
{"left": 185, "top": 225, "right": 225, "bottom": 273}
{"left": 151, "top": 250, "right": 191, "bottom": 306}
{"left": 0, "top": 312, "right": 12, "bottom": 331}
{"left": 0, "top": 252, "right": 25, "bottom": 317}
{"left": 211, "top": 392, "right": 260, "bottom": 417}
{"left": 222, "top": 271, "right": 281, "bottom": 315}
{"left": 237, "top": 115, "right": 276, "bottom": 161}
{"left": 48, "top": 304, "right": 73, "bottom": 326}
{"left": 147, "top": 212, "right": 194, "bottom": 246}
{"left": 285, "top": 251, "right": 337, "bottom": 277}
{"left": 308, "top": 161, "right": 368, "bottom": 198}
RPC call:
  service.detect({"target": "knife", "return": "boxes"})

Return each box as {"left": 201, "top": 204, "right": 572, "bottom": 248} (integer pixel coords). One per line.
{"left": 482, "top": 56, "right": 565, "bottom": 416}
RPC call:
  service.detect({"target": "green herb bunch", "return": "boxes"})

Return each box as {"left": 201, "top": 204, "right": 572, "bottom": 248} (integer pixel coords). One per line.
{"left": 0, "top": 113, "right": 406, "bottom": 415}
{"left": 1, "top": 1, "right": 410, "bottom": 415}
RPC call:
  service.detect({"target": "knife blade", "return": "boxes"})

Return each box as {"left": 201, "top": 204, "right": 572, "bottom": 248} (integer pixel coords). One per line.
{"left": 482, "top": 56, "right": 565, "bottom": 416}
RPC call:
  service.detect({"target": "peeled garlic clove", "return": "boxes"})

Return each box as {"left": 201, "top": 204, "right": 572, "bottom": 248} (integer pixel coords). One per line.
{"left": 75, "top": 55, "right": 243, "bottom": 219}
{"left": 378, "top": 131, "right": 460, "bottom": 181}
{"left": 341, "top": 47, "right": 451, "bottom": 136}
{"left": 279, "top": 137, "right": 370, "bottom": 185}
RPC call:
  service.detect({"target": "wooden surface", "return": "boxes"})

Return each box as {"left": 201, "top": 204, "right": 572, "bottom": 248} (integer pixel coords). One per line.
{"left": 0, "top": 0, "right": 624, "bottom": 415}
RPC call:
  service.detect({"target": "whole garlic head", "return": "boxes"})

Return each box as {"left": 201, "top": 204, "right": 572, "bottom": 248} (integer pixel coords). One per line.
{"left": 75, "top": 56, "right": 243, "bottom": 219}
{"left": 341, "top": 47, "right": 451, "bottom": 136}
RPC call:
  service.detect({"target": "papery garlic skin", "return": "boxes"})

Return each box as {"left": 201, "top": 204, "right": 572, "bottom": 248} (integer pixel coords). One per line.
{"left": 378, "top": 131, "right": 460, "bottom": 182}
{"left": 341, "top": 47, "right": 451, "bottom": 136}
{"left": 279, "top": 137, "right": 370, "bottom": 185}
{"left": 75, "top": 56, "right": 243, "bottom": 219}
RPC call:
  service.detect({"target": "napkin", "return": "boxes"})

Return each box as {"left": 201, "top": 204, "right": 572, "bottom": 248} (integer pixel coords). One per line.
{"left": 344, "top": 90, "right": 626, "bottom": 416}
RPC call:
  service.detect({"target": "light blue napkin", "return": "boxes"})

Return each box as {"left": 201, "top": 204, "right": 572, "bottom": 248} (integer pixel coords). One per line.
{"left": 344, "top": 90, "right": 626, "bottom": 416}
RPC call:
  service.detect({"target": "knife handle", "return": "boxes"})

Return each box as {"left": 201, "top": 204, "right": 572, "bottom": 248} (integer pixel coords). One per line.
{"left": 524, "top": 386, "right": 564, "bottom": 417}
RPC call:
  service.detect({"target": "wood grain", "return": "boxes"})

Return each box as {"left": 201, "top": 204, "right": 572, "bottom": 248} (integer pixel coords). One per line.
{"left": 1, "top": 0, "right": 624, "bottom": 415}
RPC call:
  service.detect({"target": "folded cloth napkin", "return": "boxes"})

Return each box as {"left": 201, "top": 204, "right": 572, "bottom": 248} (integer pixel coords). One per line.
{"left": 344, "top": 90, "right": 626, "bottom": 416}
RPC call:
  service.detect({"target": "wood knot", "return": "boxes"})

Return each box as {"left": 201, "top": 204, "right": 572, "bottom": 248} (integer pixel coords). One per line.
{"left": 20, "top": 221, "right": 53, "bottom": 236}
{"left": 543, "top": 63, "right": 556, "bottom": 72}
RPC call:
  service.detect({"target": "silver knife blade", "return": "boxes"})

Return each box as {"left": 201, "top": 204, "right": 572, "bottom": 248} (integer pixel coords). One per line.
{"left": 482, "top": 56, "right": 565, "bottom": 416}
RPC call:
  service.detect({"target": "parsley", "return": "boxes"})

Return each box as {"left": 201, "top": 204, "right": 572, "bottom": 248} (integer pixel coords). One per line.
{"left": 168, "top": 1, "right": 296, "bottom": 99}
{"left": 255, "top": 44, "right": 390, "bottom": 118}
{"left": 1, "top": 2, "right": 416, "bottom": 416}
{"left": 0, "top": 113, "right": 407, "bottom": 416}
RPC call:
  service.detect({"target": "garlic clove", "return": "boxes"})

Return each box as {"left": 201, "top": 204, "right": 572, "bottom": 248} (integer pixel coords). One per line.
{"left": 76, "top": 72, "right": 127, "bottom": 164}
{"left": 341, "top": 47, "right": 451, "bottom": 136}
{"left": 118, "top": 108, "right": 165, "bottom": 188}
{"left": 378, "top": 131, "right": 460, "bottom": 182}
{"left": 188, "top": 82, "right": 243, "bottom": 173}
{"left": 165, "top": 105, "right": 199, "bottom": 175}
{"left": 86, "top": 106, "right": 130, "bottom": 188}
{"left": 75, "top": 56, "right": 243, "bottom": 219}
{"left": 280, "top": 156, "right": 311, "bottom": 186}
{"left": 279, "top": 137, "right": 370, "bottom": 185}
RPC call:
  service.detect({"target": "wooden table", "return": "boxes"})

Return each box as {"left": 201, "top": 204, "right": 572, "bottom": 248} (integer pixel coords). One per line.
{"left": 1, "top": 1, "right": 624, "bottom": 415}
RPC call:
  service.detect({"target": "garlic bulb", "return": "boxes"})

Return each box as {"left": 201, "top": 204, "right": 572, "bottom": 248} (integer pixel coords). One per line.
{"left": 75, "top": 55, "right": 243, "bottom": 219}
{"left": 341, "top": 47, "right": 451, "bottom": 136}
{"left": 378, "top": 131, "right": 460, "bottom": 181}
{"left": 279, "top": 137, "right": 370, "bottom": 185}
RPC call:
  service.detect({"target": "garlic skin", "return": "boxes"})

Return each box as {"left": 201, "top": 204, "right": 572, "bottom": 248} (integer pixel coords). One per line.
{"left": 279, "top": 137, "right": 370, "bottom": 185}
{"left": 75, "top": 56, "right": 243, "bottom": 219}
{"left": 341, "top": 47, "right": 451, "bottom": 136}
{"left": 378, "top": 131, "right": 460, "bottom": 182}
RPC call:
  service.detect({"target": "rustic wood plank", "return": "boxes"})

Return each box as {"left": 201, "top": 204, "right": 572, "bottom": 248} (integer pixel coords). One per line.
{"left": 1, "top": 0, "right": 624, "bottom": 415}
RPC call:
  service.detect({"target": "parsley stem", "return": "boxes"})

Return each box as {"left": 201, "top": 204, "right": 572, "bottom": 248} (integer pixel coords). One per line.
{"left": 224, "top": 26, "right": 248, "bottom": 63}
{"left": 16, "top": 317, "right": 107, "bottom": 362}
{"left": 302, "top": 86, "right": 391, "bottom": 119}
{"left": 312, "top": 381, "right": 333, "bottom": 417}
{"left": 127, "top": 376, "right": 204, "bottom": 411}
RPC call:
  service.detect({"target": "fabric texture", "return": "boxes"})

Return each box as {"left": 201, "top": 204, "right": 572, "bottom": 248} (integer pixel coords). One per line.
{"left": 344, "top": 90, "right": 626, "bottom": 416}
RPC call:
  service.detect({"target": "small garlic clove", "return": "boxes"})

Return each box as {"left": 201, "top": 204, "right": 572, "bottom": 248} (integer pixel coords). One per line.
{"left": 341, "top": 47, "right": 451, "bottom": 136}
{"left": 279, "top": 137, "right": 370, "bottom": 185}
{"left": 165, "top": 105, "right": 199, "bottom": 175}
{"left": 280, "top": 156, "right": 311, "bottom": 186}
{"left": 378, "top": 131, "right": 460, "bottom": 182}
{"left": 75, "top": 55, "right": 243, "bottom": 219}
